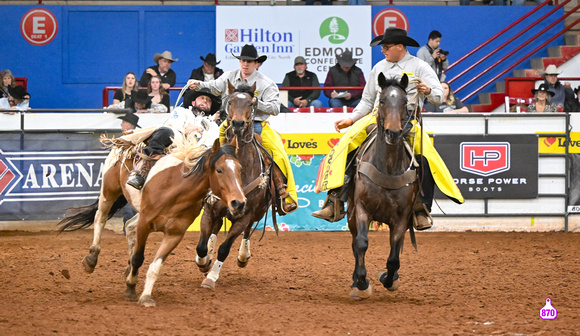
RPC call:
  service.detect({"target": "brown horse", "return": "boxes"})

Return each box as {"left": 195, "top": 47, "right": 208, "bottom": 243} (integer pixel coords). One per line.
{"left": 194, "top": 81, "right": 280, "bottom": 289}
{"left": 124, "top": 138, "right": 246, "bottom": 307}
{"left": 347, "top": 73, "right": 421, "bottom": 299}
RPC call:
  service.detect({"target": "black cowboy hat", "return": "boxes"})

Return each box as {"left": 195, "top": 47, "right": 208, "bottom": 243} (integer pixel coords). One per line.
{"left": 117, "top": 113, "right": 141, "bottom": 128}
{"left": 133, "top": 89, "right": 152, "bottom": 105}
{"left": 183, "top": 88, "right": 221, "bottom": 115}
{"left": 8, "top": 85, "right": 30, "bottom": 100}
{"left": 370, "top": 27, "right": 420, "bottom": 48}
{"left": 232, "top": 44, "right": 267, "bottom": 63}
{"left": 336, "top": 50, "right": 357, "bottom": 68}
{"left": 532, "top": 83, "right": 555, "bottom": 97}
{"left": 574, "top": 85, "right": 580, "bottom": 96}
{"left": 200, "top": 53, "right": 220, "bottom": 66}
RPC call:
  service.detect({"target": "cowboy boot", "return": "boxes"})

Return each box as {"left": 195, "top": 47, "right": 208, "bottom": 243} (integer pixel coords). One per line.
{"left": 272, "top": 167, "right": 297, "bottom": 215}
{"left": 413, "top": 203, "right": 433, "bottom": 231}
{"left": 127, "top": 154, "right": 164, "bottom": 190}
{"left": 311, "top": 191, "right": 345, "bottom": 223}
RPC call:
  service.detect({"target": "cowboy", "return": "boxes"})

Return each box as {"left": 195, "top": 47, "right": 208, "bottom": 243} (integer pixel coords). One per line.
{"left": 129, "top": 90, "right": 152, "bottom": 113}
{"left": 139, "top": 51, "right": 178, "bottom": 90}
{"left": 541, "top": 64, "right": 576, "bottom": 112}
{"left": 312, "top": 27, "right": 464, "bottom": 230}
{"left": 323, "top": 50, "right": 366, "bottom": 108}
{"left": 281, "top": 56, "right": 323, "bottom": 108}
{"left": 190, "top": 53, "right": 224, "bottom": 82}
{"left": 126, "top": 88, "right": 221, "bottom": 190}
{"left": 0, "top": 85, "right": 30, "bottom": 110}
{"left": 118, "top": 113, "right": 141, "bottom": 134}
{"left": 188, "top": 44, "right": 298, "bottom": 214}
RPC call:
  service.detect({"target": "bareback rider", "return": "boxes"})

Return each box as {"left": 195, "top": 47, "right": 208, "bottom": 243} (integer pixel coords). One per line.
{"left": 189, "top": 44, "right": 298, "bottom": 214}
{"left": 126, "top": 88, "right": 220, "bottom": 189}
{"left": 312, "top": 27, "right": 464, "bottom": 230}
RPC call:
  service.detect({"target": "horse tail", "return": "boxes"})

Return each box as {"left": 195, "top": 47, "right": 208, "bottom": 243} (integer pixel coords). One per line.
{"left": 58, "top": 196, "right": 128, "bottom": 232}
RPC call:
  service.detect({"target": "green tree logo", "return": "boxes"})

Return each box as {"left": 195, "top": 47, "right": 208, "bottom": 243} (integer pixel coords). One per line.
{"left": 319, "top": 17, "right": 349, "bottom": 44}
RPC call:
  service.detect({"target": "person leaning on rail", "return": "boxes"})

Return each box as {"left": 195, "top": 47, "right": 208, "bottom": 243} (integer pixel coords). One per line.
{"left": 190, "top": 53, "right": 224, "bottom": 82}
{"left": 311, "top": 27, "right": 464, "bottom": 230}
{"left": 139, "top": 50, "right": 178, "bottom": 90}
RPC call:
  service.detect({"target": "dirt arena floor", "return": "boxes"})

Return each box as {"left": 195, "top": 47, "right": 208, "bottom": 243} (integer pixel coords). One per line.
{"left": 0, "top": 229, "right": 578, "bottom": 335}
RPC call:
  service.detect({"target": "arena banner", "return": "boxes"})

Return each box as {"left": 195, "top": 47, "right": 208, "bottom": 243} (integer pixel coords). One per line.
{"left": 538, "top": 132, "right": 580, "bottom": 154}
{"left": 0, "top": 132, "right": 108, "bottom": 221}
{"left": 434, "top": 134, "right": 538, "bottom": 199}
{"left": 216, "top": 6, "right": 372, "bottom": 86}
{"left": 280, "top": 133, "right": 344, "bottom": 155}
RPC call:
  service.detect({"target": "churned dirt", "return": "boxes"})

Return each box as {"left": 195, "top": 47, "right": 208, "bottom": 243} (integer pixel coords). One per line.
{"left": 0, "top": 229, "right": 578, "bottom": 335}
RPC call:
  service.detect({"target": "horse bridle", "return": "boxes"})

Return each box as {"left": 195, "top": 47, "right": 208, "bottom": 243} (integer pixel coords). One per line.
{"left": 225, "top": 93, "right": 256, "bottom": 144}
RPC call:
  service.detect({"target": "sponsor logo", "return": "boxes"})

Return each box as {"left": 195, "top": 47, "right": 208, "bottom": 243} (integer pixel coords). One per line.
{"left": 319, "top": 17, "right": 349, "bottom": 44}
{"left": 21, "top": 8, "right": 58, "bottom": 46}
{"left": 460, "top": 142, "right": 510, "bottom": 177}
{"left": 372, "top": 9, "right": 409, "bottom": 37}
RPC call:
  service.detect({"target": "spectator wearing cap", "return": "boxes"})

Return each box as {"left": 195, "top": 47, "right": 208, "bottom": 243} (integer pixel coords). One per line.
{"left": 528, "top": 83, "right": 558, "bottom": 113}
{"left": 190, "top": 53, "right": 224, "bottom": 82}
{"left": 139, "top": 51, "right": 178, "bottom": 90}
{"left": 118, "top": 113, "right": 141, "bottom": 134}
{"left": 0, "top": 85, "right": 30, "bottom": 111}
{"left": 541, "top": 64, "right": 576, "bottom": 112}
{"left": 281, "top": 56, "right": 323, "bottom": 109}
{"left": 416, "top": 30, "right": 448, "bottom": 82}
{"left": 323, "top": 50, "right": 366, "bottom": 108}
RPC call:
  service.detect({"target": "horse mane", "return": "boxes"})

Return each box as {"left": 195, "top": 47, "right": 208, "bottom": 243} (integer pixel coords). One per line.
{"left": 172, "top": 134, "right": 205, "bottom": 171}
{"left": 233, "top": 83, "right": 255, "bottom": 97}
{"left": 179, "top": 142, "right": 238, "bottom": 178}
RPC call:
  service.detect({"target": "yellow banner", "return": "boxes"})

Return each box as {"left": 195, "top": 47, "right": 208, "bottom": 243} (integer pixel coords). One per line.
{"left": 538, "top": 132, "right": 580, "bottom": 154}
{"left": 280, "top": 133, "right": 345, "bottom": 155}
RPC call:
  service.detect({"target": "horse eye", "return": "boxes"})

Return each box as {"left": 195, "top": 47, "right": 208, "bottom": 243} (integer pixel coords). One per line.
{"left": 379, "top": 99, "right": 384, "bottom": 105}
{"left": 216, "top": 169, "right": 223, "bottom": 174}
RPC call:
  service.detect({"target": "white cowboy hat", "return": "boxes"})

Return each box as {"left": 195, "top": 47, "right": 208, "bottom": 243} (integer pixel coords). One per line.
{"left": 153, "top": 51, "right": 178, "bottom": 63}
{"left": 540, "top": 64, "right": 561, "bottom": 76}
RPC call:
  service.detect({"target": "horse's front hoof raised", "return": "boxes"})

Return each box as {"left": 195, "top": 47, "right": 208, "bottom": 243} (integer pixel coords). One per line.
{"left": 138, "top": 295, "right": 156, "bottom": 307}
{"left": 237, "top": 256, "right": 250, "bottom": 268}
{"left": 349, "top": 284, "right": 372, "bottom": 300}
{"left": 201, "top": 277, "right": 216, "bottom": 289}
{"left": 124, "top": 284, "right": 138, "bottom": 301}
{"left": 82, "top": 256, "right": 97, "bottom": 273}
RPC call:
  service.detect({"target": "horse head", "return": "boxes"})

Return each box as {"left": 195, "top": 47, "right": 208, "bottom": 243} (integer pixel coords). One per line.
{"left": 226, "top": 80, "right": 257, "bottom": 139}
{"left": 377, "top": 73, "right": 409, "bottom": 145}
{"left": 207, "top": 139, "right": 246, "bottom": 218}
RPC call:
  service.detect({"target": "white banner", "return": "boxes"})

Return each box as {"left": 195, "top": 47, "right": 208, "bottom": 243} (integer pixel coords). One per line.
{"left": 216, "top": 6, "right": 372, "bottom": 84}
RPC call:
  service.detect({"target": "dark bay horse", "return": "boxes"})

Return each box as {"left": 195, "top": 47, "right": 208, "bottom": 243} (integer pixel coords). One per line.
{"left": 347, "top": 73, "right": 420, "bottom": 299}
{"left": 194, "top": 81, "right": 279, "bottom": 289}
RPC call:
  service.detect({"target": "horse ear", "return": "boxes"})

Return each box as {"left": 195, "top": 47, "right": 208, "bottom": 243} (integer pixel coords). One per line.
{"left": 400, "top": 74, "right": 409, "bottom": 90}
{"left": 250, "top": 82, "right": 257, "bottom": 95}
{"left": 377, "top": 72, "right": 387, "bottom": 89}
{"left": 227, "top": 80, "right": 235, "bottom": 94}
{"left": 211, "top": 138, "right": 220, "bottom": 153}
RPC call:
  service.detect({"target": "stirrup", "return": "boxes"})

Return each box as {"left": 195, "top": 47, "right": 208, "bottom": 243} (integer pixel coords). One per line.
{"left": 127, "top": 172, "right": 145, "bottom": 190}
{"left": 413, "top": 205, "right": 433, "bottom": 231}
{"left": 311, "top": 193, "right": 345, "bottom": 222}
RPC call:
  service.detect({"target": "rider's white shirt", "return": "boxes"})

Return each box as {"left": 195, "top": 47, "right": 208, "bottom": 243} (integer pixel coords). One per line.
{"left": 166, "top": 106, "right": 220, "bottom": 147}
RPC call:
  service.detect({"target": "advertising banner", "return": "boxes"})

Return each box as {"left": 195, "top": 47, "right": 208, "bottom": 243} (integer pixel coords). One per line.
{"left": 434, "top": 135, "right": 538, "bottom": 199}
{"left": 216, "top": 6, "right": 372, "bottom": 85}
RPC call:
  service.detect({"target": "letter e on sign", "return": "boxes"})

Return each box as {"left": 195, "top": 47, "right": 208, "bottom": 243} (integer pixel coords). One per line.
{"left": 21, "top": 9, "right": 58, "bottom": 46}
{"left": 372, "top": 9, "right": 409, "bottom": 38}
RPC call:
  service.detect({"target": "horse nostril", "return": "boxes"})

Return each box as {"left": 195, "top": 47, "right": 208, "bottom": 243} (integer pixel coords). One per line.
{"left": 232, "top": 120, "right": 245, "bottom": 132}
{"left": 231, "top": 199, "right": 246, "bottom": 212}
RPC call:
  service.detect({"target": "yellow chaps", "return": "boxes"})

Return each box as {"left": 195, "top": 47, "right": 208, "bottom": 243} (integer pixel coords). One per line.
{"left": 220, "top": 120, "right": 297, "bottom": 205}
{"left": 314, "top": 114, "right": 464, "bottom": 204}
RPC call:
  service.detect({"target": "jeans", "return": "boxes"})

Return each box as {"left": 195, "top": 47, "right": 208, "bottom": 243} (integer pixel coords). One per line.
{"left": 287, "top": 99, "right": 323, "bottom": 108}
{"left": 329, "top": 98, "right": 360, "bottom": 108}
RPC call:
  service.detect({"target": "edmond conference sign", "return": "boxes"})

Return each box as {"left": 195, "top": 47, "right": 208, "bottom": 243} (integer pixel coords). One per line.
{"left": 434, "top": 135, "right": 538, "bottom": 199}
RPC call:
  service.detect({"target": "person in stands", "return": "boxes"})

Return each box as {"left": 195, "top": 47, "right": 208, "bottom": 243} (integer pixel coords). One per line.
{"left": 323, "top": 50, "right": 366, "bottom": 108}
{"left": 527, "top": 83, "right": 558, "bottom": 113}
{"left": 541, "top": 64, "right": 576, "bottom": 112}
{"left": 423, "top": 81, "right": 468, "bottom": 113}
{"left": 0, "top": 85, "right": 30, "bottom": 111}
{"left": 281, "top": 56, "right": 323, "bottom": 108}
{"left": 1, "top": 69, "right": 15, "bottom": 99}
{"left": 147, "top": 75, "right": 170, "bottom": 113}
{"left": 416, "top": 30, "right": 448, "bottom": 82}
{"left": 139, "top": 51, "right": 177, "bottom": 90}
{"left": 190, "top": 53, "right": 224, "bottom": 82}
{"left": 130, "top": 90, "right": 152, "bottom": 114}
{"left": 111, "top": 72, "right": 138, "bottom": 108}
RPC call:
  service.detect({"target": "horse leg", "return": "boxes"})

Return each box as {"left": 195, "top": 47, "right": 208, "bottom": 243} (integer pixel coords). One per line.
{"left": 138, "top": 231, "right": 186, "bottom": 307}
{"left": 82, "top": 197, "right": 115, "bottom": 273}
{"left": 237, "top": 224, "right": 253, "bottom": 268}
{"left": 201, "top": 218, "right": 249, "bottom": 289}
{"left": 378, "top": 218, "right": 408, "bottom": 291}
{"left": 195, "top": 210, "right": 222, "bottom": 273}
{"left": 124, "top": 216, "right": 151, "bottom": 301}
{"left": 125, "top": 213, "right": 139, "bottom": 256}
{"left": 348, "top": 208, "right": 372, "bottom": 300}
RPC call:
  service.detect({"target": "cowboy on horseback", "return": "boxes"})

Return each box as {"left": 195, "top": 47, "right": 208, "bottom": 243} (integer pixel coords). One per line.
{"left": 188, "top": 44, "right": 298, "bottom": 215}
{"left": 126, "top": 88, "right": 221, "bottom": 190}
{"left": 312, "top": 27, "right": 464, "bottom": 230}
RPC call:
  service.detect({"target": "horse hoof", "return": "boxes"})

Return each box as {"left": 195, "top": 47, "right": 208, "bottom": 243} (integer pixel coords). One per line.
{"left": 349, "top": 285, "right": 372, "bottom": 300}
{"left": 201, "top": 277, "right": 216, "bottom": 289}
{"left": 387, "top": 279, "right": 400, "bottom": 292}
{"left": 237, "top": 257, "right": 250, "bottom": 268}
{"left": 124, "top": 286, "right": 138, "bottom": 301}
{"left": 378, "top": 270, "right": 400, "bottom": 291}
{"left": 138, "top": 295, "right": 156, "bottom": 307}
{"left": 82, "top": 256, "right": 96, "bottom": 273}
{"left": 196, "top": 259, "right": 212, "bottom": 273}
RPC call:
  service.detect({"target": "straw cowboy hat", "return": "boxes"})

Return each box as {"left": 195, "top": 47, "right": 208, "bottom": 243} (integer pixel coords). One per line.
{"left": 540, "top": 64, "right": 561, "bottom": 76}
{"left": 153, "top": 51, "right": 178, "bottom": 63}
{"left": 117, "top": 113, "right": 141, "bottom": 128}
{"left": 336, "top": 50, "right": 357, "bottom": 68}
{"left": 183, "top": 88, "right": 221, "bottom": 115}
{"left": 232, "top": 44, "right": 267, "bottom": 63}
{"left": 370, "top": 27, "right": 420, "bottom": 48}
{"left": 200, "top": 53, "right": 220, "bottom": 66}
{"left": 532, "top": 83, "right": 555, "bottom": 97}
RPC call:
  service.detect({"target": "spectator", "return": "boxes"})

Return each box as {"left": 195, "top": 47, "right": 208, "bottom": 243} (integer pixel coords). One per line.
{"left": 348, "top": 0, "right": 365, "bottom": 4}
{"left": 130, "top": 89, "right": 152, "bottom": 114}
{"left": 1, "top": 69, "right": 15, "bottom": 98}
{"left": 323, "top": 50, "right": 366, "bottom": 108}
{"left": 139, "top": 51, "right": 177, "bottom": 90}
{"left": 423, "top": 81, "right": 468, "bottom": 113}
{"left": 417, "top": 30, "right": 448, "bottom": 82}
{"left": 527, "top": 83, "right": 558, "bottom": 113}
{"left": 541, "top": 64, "right": 576, "bottom": 112}
{"left": 147, "top": 75, "right": 170, "bottom": 113}
{"left": 112, "top": 72, "right": 138, "bottom": 107}
{"left": 573, "top": 86, "right": 580, "bottom": 112}
{"left": 282, "top": 56, "right": 323, "bottom": 108}
{"left": 118, "top": 113, "right": 141, "bottom": 134}
{"left": 305, "top": 0, "right": 331, "bottom": 4}
{"left": 0, "top": 85, "right": 30, "bottom": 111}
{"left": 190, "top": 53, "right": 224, "bottom": 82}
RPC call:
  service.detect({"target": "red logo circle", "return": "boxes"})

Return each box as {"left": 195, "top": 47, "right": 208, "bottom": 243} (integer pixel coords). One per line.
{"left": 21, "top": 8, "right": 58, "bottom": 46}
{"left": 372, "top": 9, "right": 409, "bottom": 37}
